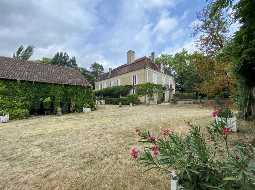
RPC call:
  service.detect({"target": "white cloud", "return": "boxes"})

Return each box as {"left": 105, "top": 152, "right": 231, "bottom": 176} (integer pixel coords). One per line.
{"left": 162, "top": 38, "right": 198, "bottom": 55}
{"left": 153, "top": 12, "right": 178, "bottom": 43}
{"left": 138, "top": 0, "right": 176, "bottom": 9}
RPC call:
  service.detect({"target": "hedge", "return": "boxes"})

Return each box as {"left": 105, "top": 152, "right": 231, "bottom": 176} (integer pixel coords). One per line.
{"left": 0, "top": 80, "right": 95, "bottom": 119}
{"left": 95, "top": 85, "right": 132, "bottom": 98}
{"left": 105, "top": 94, "right": 140, "bottom": 105}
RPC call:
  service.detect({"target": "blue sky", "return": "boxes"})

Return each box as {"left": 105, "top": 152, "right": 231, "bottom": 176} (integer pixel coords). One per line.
{"left": 0, "top": 0, "right": 205, "bottom": 69}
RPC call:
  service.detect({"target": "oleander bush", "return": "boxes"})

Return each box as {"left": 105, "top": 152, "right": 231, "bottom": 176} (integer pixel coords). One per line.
{"left": 130, "top": 111, "right": 255, "bottom": 190}
{"left": 0, "top": 80, "right": 95, "bottom": 119}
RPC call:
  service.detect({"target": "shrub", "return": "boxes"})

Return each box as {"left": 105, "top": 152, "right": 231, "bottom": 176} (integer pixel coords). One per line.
{"left": 8, "top": 108, "right": 29, "bottom": 119}
{"left": 105, "top": 95, "right": 140, "bottom": 105}
{"left": 127, "top": 94, "right": 140, "bottom": 104}
{"left": 95, "top": 85, "right": 132, "bottom": 98}
{"left": 131, "top": 115, "right": 255, "bottom": 189}
{"left": 174, "top": 92, "right": 196, "bottom": 99}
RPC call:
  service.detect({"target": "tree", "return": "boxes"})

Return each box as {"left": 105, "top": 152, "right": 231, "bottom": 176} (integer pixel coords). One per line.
{"left": 51, "top": 52, "right": 77, "bottom": 68}
{"left": 79, "top": 67, "right": 95, "bottom": 88}
{"left": 90, "top": 62, "right": 104, "bottom": 79}
{"left": 156, "top": 49, "right": 200, "bottom": 93}
{"left": 231, "top": 0, "right": 255, "bottom": 119}
{"left": 193, "top": 0, "right": 233, "bottom": 56}
{"left": 192, "top": 52, "right": 234, "bottom": 97}
{"left": 38, "top": 57, "right": 52, "bottom": 64}
{"left": 13, "top": 45, "right": 34, "bottom": 60}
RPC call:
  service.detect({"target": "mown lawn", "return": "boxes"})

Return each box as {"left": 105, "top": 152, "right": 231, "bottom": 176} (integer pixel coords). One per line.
{"left": 0, "top": 104, "right": 253, "bottom": 190}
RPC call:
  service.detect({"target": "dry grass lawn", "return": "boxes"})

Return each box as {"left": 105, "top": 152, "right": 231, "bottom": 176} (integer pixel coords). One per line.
{"left": 0, "top": 104, "right": 252, "bottom": 190}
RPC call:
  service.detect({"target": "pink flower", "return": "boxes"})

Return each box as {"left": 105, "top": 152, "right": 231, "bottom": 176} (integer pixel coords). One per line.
{"left": 223, "top": 127, "right": 231, "bottom": 136}
{"left": 212, "top": 110, "right": 219, "bottom": 118}
{"left": 130, "top": 147, "right": 139, "bottom": 160}
{"left": 148, "top": 136, "right": 156, "bottom": 143}
{"left": 151, "top": 145, "right": 160, "bottom": 157}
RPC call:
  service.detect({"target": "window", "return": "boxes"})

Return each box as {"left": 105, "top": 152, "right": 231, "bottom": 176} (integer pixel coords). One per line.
{"left": 132, "top": 74, "right": 138, "bottom": 85}
{"left": 116, "top": 79, "right": 120, "bottom": 86}
{"left": 153, "top": 73, "right": 157, "bottom": 84}
{"left": 100, "top": 83, "right": 103, "bottom": 90}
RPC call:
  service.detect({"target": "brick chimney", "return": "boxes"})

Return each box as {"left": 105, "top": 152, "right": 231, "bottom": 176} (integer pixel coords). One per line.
{"left": 109, "top": 68, "right": 112, "bottom": 77}
{"left": 150, "top": 52, "right": 155, "bottom": 63}
{"left": 127, "top": 50, "right": 135, "bottom": 64}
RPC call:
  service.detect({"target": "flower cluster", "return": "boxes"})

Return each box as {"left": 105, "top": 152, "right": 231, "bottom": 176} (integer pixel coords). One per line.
{"left": 130, "top": 147, "right": 139, "bottom": 160}
{"left": 151, "top": 145, "right": 160, "bottom": 157}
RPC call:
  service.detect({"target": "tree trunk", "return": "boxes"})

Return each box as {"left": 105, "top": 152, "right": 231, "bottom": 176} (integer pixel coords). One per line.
{"left": 251, "top": 86, "right": 255, "bottom": 119}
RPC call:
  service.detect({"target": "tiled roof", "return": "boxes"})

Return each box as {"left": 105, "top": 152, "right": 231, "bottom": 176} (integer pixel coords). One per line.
{"left": 0, "top": 56, "right": 90, "bottom": 86}
{"left": 98, "top": 57, "right": 160, "bottom": 81}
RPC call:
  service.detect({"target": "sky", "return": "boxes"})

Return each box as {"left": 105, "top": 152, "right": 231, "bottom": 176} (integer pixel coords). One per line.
{"left": 0, "top": 0, "right": 206, "bottom": 69}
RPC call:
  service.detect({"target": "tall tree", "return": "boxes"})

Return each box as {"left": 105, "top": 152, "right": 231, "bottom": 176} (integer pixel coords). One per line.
{"left": 79, "top": 67, "right": 95, "bottom": 88}
{"left": 90, "top": 62, "right": 104, "bottom": 79}
{"left": 156, "top": 49, "right": 200, "bottom": 92}
{"left": 193, "top": 0, "right": 233, "bottom": 56}
{"left": 51, "top": 52, "right": 77, "bottom": 68}
{"left": 13, "top": 45, "right": 34, "bottom": 60}
{"left": 231, "top": 0, "right": 255, "bottom": 119}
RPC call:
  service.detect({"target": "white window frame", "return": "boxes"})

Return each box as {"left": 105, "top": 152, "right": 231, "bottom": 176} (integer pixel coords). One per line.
{"left": 153, "top": 72, "right": 157, "bottom": 84}
{"left": 146, "top": 70, "right": 149, "bottom": 82}
{"left": 117, "top": 79, "right": 121, "bottom": 86}
{"left": 132, "top": 74, "right": 138, "bottom": 85}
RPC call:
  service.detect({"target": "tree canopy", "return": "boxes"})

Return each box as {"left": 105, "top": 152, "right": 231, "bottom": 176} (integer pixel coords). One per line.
{"left": 90, "top": 62, "right": 104, "bottom": 79}
{"left": 50, "top": 52, "right": 77, "bottom": 68}
{"left": 13, "top": 45, "right": 34, "bottom": 60}
{"left": 156, "top": 49, "right": 200, "bottom": 93}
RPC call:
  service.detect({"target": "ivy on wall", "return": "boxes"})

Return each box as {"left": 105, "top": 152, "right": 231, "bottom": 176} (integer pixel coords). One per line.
{"left": 0, "top": 80, "right": 95, "bottom": 119}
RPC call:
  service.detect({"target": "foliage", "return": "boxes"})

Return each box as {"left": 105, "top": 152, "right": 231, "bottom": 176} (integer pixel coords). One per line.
{"left": 13, "top": 45, "right": 34, "bottom": 60}
{"left": 105, "top": 95, "right": 140, "bottom": 105}
{"left": 192, "top": 52, "right": 234, "bottom": 97}
{"left": 42, "top": 97, "right": 52, "bottom": 110}
{"left": 95, "top": 85, "right": 132, "bottom": 98}
{"left": 90, "top": 62, "right": 104, "bottom": 79}
{"left": 136, "top": 83, "right": 164, "bottom": 98}
{"left": 0, "top": 80, "right": 95, "bottom": 119}
{"left": 156, "top": 50, "right": 200, "bottom": 92}
{"left": 231, "top": 0, "right": 255, "bottom": 119}
{"left": 79, "top": 67, "right": 96, "bottom": 88}
{"left": 193, "top": 0, "right": 233, "bottom": 56}
{"left": 51, "top": 52, "right": 77, "bottom": 68}
{"left": 174, "top": 92, "right": 197, "bottom": 100}
{"left": 131, "top": 118, "right": 255, "bottom": 190}
{"left": 38, "top": 57, "right": 52, "bottom": 64}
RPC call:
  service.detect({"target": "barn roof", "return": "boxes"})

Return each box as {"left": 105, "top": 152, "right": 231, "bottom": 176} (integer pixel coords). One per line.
{"left": 0, "top": 56, "right": 89, "bottom": 87}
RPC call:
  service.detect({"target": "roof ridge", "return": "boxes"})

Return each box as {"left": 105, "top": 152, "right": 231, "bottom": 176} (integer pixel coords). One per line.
{"left": 0, "top": 56, "right": 79, "bottom": 72}
{"left": 0, "top": 56, "right": 89, "bottom": 86}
